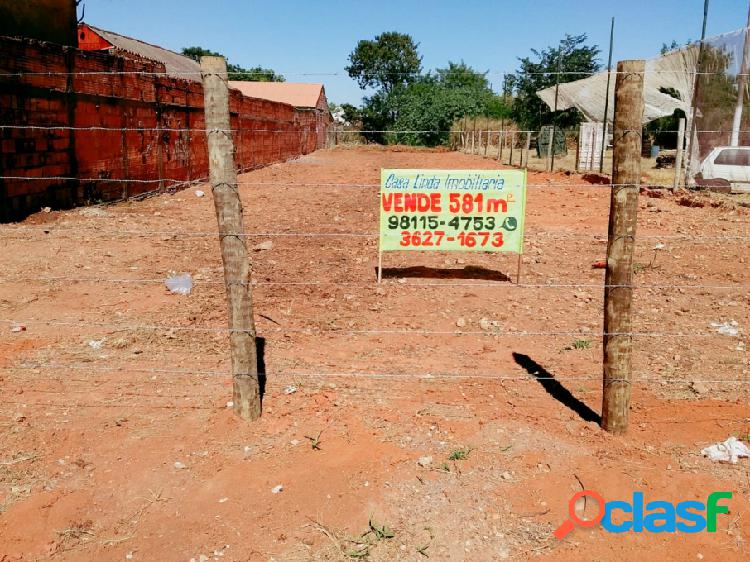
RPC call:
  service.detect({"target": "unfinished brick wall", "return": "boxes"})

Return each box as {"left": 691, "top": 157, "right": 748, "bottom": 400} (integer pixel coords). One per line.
{"left": 0, "top": 35, "right": 328, "bottom": 221}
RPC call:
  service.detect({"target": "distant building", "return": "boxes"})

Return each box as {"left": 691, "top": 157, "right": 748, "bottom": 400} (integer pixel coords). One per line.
{"left": 230, "top": 82, "right": 332, "bottom": 150}
{"left": 228, "top": 82, "right": 329, "bottom": 114}
{"left": 77, "top": 24, "right": 332, "bottom": 128}
{"left": 77, "top": 24, "right": 201, "bottom": 81}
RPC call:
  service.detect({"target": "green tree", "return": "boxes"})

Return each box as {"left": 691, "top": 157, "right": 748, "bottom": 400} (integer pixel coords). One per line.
{"left": 384, "top": 63, "right": 510, "bottom": 146}
{"left": 180, "top": 46, "right": 284, "bottom": 82}
{"left": 510, "top": 34, "right": 600, "bottom": 130}
{"left": 661, "top": 40, "right": 680, "bottom": 55}
{"left": 346, "top": 32, "right": 422, "bottom": 94}
{"left": 435, "top": 61, "right": 489, "bottom": 90}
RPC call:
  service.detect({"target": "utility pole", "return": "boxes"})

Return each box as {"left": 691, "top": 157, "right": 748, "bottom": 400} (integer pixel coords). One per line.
{"left": 731, "top": 3, "right": 750, "bottom": 146}
{"left": 685, "top": 0, "right": 711, "bottom": 183}
{"left": 601, "top": 60, "right": 645, "bottom": 435}
{"left": 549, "top": 47, "right": 563, "bottom": 172}
{"left": 201, "top": 56, "right": 261, "bottom": 421}
{"left": 600, "top": 17, "right": 615, "bottom": 173}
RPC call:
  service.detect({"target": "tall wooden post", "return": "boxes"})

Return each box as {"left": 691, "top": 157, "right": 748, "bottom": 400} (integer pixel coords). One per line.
{"left": 601, "top": 59, "right": 645, "bottom": 435}
{"left": 524, "top": 131, "right": 531, "bottom": 168}
{"left": 673, "top": 117, "right": 686, "bottom": 190}
{"left": 201, "top": 56, "right": 261, "bottom": 421}
{"left": 484, "top": 129, "right": 488, "bottom": 156}
{"left": 546, "top": 127, "right": 554, "bottom": 171}
{"left": 472, "top": 116, "right": 477, "bottom": 154}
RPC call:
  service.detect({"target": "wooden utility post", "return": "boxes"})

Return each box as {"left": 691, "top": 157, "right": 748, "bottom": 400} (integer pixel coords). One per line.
{"left": 201, "top": 56, "right": 261, "bottom": 421}
{"left": 602, "top": 60, "right": 645, "bottom": 435}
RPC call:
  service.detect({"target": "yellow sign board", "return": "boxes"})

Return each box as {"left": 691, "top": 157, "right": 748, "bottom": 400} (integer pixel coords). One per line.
{"left": 379, "top": 169, "right": 527, "bottom": 254}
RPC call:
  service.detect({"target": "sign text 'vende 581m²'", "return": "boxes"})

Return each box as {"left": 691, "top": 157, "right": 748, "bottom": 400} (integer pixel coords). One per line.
{"left": 378, "top": 169, "right": 527, "bottom": 280}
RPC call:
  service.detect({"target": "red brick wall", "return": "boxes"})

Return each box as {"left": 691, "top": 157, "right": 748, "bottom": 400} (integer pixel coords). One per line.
{"left": 0, "top": 35, "right": 329, "bottom": 221}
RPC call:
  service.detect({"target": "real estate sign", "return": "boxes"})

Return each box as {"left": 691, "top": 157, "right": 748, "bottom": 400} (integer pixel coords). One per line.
{"left": 379, "top": 169, "right": 527, "bottom": 254}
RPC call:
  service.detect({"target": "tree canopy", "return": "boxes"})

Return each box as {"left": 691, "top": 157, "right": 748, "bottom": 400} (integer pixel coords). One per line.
{"left": 181, "top": 46, "right": 284, "bottom": 82}
{"left": 346, "top": 32, "right": 422, "bottom": 94}
{"left": 510, "top": 34, "right": 600, "bottom": 130}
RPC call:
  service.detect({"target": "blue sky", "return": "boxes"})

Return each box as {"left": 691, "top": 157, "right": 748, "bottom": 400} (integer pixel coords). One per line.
{"left": 82, "top": 0, "right": 746, "bottom": 104}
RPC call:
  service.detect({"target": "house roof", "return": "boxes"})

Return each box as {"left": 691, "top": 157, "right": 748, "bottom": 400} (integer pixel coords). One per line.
{"left": 228, "top": 81, "right": 326, "bottom": 109}
{"left": 87, "top": 25, "right": 201, "bottom": 81}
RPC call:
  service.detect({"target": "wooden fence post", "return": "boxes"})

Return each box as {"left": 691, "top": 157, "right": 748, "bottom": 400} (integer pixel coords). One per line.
{"left": 524, "top": 131, "right": 531, "bottom": 168}
{"left": 673, "top": 117, "right": 686, "bottom": 190}
{"left": 601, "top": 59, "right": 645, "bottom": 435}
{"left": 201, "top": 56, "right": 261, "bottom": 421}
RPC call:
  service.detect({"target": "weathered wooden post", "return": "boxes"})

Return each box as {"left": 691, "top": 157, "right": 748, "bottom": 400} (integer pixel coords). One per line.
{"left": 601, "top": 60, "right": 645, "bottom": 435}
{"left": 673, "top": 117, "right": 686, "bottom": 190}
{"left": 201, "top": 56, "right": 261, "bottom": 421}
{"left": 524, "top": 131, "right": 531, "bottom": 168}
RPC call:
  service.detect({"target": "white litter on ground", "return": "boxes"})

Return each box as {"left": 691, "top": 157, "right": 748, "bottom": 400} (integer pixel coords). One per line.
{"left": 165, "top": 272, "right": 193, "bottom": 295}
{"left": 701, "top": 436, "right": 750, "bottom": 464}
{"left": 710, "top": 320, "right": 740, "bottom": 337}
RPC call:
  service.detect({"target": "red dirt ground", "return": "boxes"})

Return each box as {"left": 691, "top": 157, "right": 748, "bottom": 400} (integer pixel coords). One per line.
{"left": 1, "top": 145, "right": 750, "bottom": 561}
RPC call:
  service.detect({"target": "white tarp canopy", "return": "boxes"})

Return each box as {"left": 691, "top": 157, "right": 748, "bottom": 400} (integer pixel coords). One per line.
{"left": 537, "top": 45, "right": 699, "bottom": 125}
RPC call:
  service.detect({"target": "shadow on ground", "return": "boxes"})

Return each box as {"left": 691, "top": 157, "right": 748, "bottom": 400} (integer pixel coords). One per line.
{"left": 257, "top": 336, "right": 267, "bottom": 400}
{"left": 380, "top": 265, "right": 511, "bottom": 282}
{"left": 512, "top": 352, "right": 600, "bottom": 423}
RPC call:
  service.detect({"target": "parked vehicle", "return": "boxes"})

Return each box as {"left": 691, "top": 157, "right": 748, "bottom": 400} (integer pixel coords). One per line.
{"left": 696, "top": 146, "right": 750, "bottom": 193}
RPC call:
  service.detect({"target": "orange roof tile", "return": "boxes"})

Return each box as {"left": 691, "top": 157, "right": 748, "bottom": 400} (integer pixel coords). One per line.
{"left": 228, "top": 82, "right": 325, "bottom": 109}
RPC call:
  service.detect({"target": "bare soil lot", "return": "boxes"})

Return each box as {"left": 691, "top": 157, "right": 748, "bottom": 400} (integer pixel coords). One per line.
{"left": 1, "top": 146, "right": 750, "bottom": 561}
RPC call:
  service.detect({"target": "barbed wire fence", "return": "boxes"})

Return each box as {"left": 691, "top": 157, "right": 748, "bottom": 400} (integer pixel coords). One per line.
{"left": 1, "top": 63, "right": 749, "bottom": 432}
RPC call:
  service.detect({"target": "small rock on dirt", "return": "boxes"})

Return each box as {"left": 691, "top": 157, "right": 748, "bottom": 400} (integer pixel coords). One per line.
{"left": 417, "top": 455, "right": 433, "bottom": 467}
{"left": 456, "top": 317, "right": 466, "bottom": 328}
{"left": 271, "top": 485, "right": 283, "bottom": 494}
{"left": 253, "top": 240, "right": 274, "bottom": 251}
{"left": 79, "top": 207, "right": 109, "bottom": 218}
{"left": 690, "top": 381, "right": 709, "bottom": 395}
{"left": 174, "top": 461, "right": 186, "bottom": 470}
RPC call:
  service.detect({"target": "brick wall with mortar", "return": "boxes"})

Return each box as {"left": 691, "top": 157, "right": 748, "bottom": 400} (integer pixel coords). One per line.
{"left": 0, "top": 35, "right": 328, "bottom": 221}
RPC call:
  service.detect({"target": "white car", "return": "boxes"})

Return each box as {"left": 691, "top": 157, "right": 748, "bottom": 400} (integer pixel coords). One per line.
{"left": 697, "top": 146, "right": 750, "bottom": 193}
